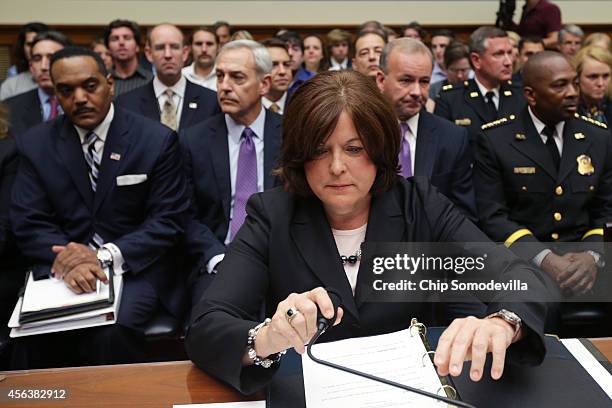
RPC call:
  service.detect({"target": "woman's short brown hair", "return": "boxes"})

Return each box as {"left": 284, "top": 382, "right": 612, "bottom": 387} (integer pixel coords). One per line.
{"left": 277, "top": 70, "right": 399, "bottom": 196}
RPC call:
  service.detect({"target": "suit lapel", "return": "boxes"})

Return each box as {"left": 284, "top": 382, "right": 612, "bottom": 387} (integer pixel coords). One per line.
{"left": 354, "top": 188, "right": 406, "bottom": 308}
{"left": 510, "top": 110, "right": 558, "bottom": 180}
{"left": 464, "top": 80, "right": 490, "bottom": 123}
{"left": 179, "top": 81, "right": 198, "bottom": 130}
{"left": 290, "top": 197, "right": 359, "bottom": 321}
{"left": 140, "top": 82, "right": 160, "bottom": 121}
{"left": 93, "top": 109, "right": 132, "bottom": 213}
{"left": 414, "top": 112, "right": 437, "bottom": 177}
{"left": 57, "top": 118, "right": 94, "bottom": 209}
{"left": 208, "top": 116, "right": 232, "bottom": 220}
{"left": 263, "top": 110, "right": 281, "bottom": 189}
{"left": 558, "top": 118, "right": 592, "bottom": 183}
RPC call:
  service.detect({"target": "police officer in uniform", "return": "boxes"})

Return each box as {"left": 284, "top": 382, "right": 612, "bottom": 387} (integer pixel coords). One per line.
{"left": 474, "top": 52, "right": 612, "bottom": 334}
{"left": 434, "top": 27, "right": 526, "bottom": 145}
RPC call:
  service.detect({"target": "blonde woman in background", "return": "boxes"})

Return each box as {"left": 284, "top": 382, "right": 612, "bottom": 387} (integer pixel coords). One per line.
{"left": 573, "top": 45, "right": 612, "bottom": 125}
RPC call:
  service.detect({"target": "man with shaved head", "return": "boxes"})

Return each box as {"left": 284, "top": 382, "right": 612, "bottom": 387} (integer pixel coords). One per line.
{"left": 474, "top": 51, "right": 612, "bottom": 334}
{"left": 116, "top": 23, "right": 219, "bottom": 131}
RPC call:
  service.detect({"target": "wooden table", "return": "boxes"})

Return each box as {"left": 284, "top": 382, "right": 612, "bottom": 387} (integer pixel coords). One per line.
{"left": 1, "top": 339, "right": 610, "bottom": 408}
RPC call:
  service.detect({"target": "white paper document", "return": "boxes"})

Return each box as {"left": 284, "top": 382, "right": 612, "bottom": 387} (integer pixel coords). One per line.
{"left": 561, "top": 338, "right": 612, "bottom": 399}
{"left": 8, "top": 274, "right": 123, "bottom": 338}
{"left": 21, "top": 270, "right": 111, "bottom": 313}
{"left": 302, "top": 329, "right": 446, "bottom": 407}
{"left": 173, "top": 402, "right": 265, "bottom": 408}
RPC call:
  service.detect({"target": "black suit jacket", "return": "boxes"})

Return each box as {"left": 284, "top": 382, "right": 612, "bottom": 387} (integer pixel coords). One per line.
{"left": 415, "top": 111, "right": 477, "bottom": 221}
{"left": 115, "top": 79, "right": 220, "bottom": 131}
{"left": 5, "top": 88, "right": 43, "bottom": 137}
{"left": 474, "top": 108, "right": 612, "bottom": 260}
{"left": 434, "top": 79, "right": 526, "bottom": 145}
{"left": 11, "top": 107, "right": 191, "bottom": 318}
{"left": 186, "top": 178, "right": 553, "bottom": 394}
{"left": 180, "top": 110, "right": 283, "bottom": 268}
{"left": 0, "top": 136, "right": 28, "bottom": 323}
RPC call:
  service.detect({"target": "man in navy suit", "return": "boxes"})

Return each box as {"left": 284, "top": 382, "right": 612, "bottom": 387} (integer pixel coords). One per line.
{"left": 377, "top": 38, "right": 483, "bottom": 320}
{"left": 180, "top": 40, "right": 282, "bottom": 304}
{"left": 5, "top": 31, "right": 71, "bottom": 136}
{"left": 377, "top": 38, "right": 477, "bottom": 221}
{"left": 10, "top": 47, "right": 190, "bottom": 368}
{"left": 116, "top": 24, "right": 219, "bottom": 132}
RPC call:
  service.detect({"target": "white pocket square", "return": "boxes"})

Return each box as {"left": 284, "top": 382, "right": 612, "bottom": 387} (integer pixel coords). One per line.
{"left": 116, "top": 174, "right": 148, "bottom": 186}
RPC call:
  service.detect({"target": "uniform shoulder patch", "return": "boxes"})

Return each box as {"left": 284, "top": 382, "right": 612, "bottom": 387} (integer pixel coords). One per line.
{"left": 481, "top": 114, "right": 517, "bottom": 130}
{"left": 575, "top": 113, "right": 608, "bottom": 129}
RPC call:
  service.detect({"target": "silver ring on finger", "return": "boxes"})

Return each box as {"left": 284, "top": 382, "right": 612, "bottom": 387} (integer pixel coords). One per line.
{"left": 285, "top": 307, "right": 300, "bottom": 325}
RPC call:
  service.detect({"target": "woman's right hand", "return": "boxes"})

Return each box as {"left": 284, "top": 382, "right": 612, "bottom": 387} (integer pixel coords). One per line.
{"left": 254, "top": 287, "right": 344, "bottom": 357}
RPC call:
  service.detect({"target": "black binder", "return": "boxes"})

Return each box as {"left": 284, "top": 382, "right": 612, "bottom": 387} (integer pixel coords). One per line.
{"left": 267, "top": 327, "right": 611, "bottom": 407}
{"left": 267, "top": 320, "right": 458, "bottom": 407}
{"left": 18, "top": 269, "right": 115, "bottom": 324}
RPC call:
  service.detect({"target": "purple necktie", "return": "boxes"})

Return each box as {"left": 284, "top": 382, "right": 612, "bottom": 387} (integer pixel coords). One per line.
{"left": 399, "top": 122, "right": 412, "bottom": 177}
{"left": 229, "top": 127, "right": 258, "bottom": 240}
{"left": 49, "top": 96, "right": 59, "bottom": 120}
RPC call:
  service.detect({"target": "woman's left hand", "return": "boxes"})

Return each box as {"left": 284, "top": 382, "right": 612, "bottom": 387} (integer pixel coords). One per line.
{"left": 433, "top": 316, "right": 518, "bottom": 381}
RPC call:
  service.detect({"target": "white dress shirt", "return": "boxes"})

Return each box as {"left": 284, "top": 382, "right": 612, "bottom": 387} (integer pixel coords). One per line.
{"left": 153, "top": 75, "right": 186, "bottom": 129}
{"left": 329, "top": 58, "right": 349, "bottom": 71}
{"left": 182, "top": 62, "right": 217, "bottom": 91}
{"left": 262, "top": 92, "right": 288, "bottom": 115}
{"left": 474, "top": 76, "right": 500, "bottom": 110}
{"left": 400, "top": 113, "right": 420, "bottom": 175}
{"left": 73, "top": 104, "right": 126, "bottom": 276}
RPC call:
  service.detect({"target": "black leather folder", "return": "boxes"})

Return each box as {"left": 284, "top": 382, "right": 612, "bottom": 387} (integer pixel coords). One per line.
{"left": 266, "top": 328, "right": 611, "bottom": 408}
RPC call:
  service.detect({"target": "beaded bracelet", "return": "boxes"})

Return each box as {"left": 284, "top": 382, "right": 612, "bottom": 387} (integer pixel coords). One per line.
{"left": 247, "top": 318, "right": 286, "bottom": 368}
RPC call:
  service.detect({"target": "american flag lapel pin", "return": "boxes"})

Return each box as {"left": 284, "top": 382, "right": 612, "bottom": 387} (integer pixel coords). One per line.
{"left": 110, "top": 153, "right": 121, "bottom": 161}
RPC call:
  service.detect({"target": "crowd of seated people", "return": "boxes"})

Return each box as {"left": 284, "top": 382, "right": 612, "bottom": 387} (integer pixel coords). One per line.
{"left": 1, "top": 2, "right": 612, "bottom": 378}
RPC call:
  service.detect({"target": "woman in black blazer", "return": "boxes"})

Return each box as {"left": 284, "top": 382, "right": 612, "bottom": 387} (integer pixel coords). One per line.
{"left": 0, "top": 103, "right": 27, "bottom": 332}
{"left": 186, "top": 71, "right": 554, "bottom": 394}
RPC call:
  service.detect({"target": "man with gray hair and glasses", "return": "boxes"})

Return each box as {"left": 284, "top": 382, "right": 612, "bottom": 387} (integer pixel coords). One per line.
{"left": 559, "top": 24, "right": 584, "bottom": 58}
{"left": 180, "top": 40, "right": 283, "bottom": 304}
{"left": 434, "top": 26, "right": 526, "bottom": 145}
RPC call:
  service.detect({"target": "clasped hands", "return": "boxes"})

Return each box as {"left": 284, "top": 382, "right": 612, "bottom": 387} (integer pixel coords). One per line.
{"left": 249, "top": 287, "right": 518, "bottom": 381}
{"left": 51, "top": 242, "right": 108, "bottom": 294}
{"left": 541, "top": 251, "right": 598, "bottom": 296}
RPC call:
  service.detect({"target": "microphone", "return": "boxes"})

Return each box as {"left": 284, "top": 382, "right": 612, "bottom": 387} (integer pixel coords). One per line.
{"left": 306, "top": 288, "right": 476, "bottom": 408}
{"left": 316, "top": 287, "right": 342, "bottom": 333}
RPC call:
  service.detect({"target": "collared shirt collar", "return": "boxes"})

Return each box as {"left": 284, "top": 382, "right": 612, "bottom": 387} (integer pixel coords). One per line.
{"left": 528, "top": 106, "right": 565, "bottom": 138}
{"left": 184, "top": 62, "right": 216, "bottom": 82}
{"left": 330, "top": 57, "right": 349, "bottom": 70}
{"left": 37, "top": 87, "right": 53, "bottom": 104}
{"left": 474, "top": 76, "right": 500, "bottom": 100}
{"left": 262, "top": 93, "right": 287, "bottom": 112}
{"left": 225, "top": 105, "right": 266, "bottom": 144}
{"left": 403, "top": 112, "right": 419, "bottom": 139}
{"left": 74, "top": 103, "right": 115, "bottom": 144}
{"left": 153, "top": 75, "right": 186, "bottom": 99}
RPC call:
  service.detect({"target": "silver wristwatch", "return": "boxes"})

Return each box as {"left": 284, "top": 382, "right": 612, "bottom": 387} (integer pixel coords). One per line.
{"left": 587, "top": 250, "right": 605, "bottom": 268}
{"left": 486, "top": 309, "right": 522, "bottom": 340}
{"left": 96, "top": 248, "right": 113, "bottom": 269}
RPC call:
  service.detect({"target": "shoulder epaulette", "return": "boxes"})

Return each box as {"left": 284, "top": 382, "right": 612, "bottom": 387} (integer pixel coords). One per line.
{"left": 481, "top": 114, "right": 516, "bottom": 130}
{"left": 575, "top": 112, "right": 608, "bottom": 129}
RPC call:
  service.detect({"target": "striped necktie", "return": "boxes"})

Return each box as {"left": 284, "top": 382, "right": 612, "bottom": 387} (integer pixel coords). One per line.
{"left": 84, "top": 131, "right": 105, "bottom": 249}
